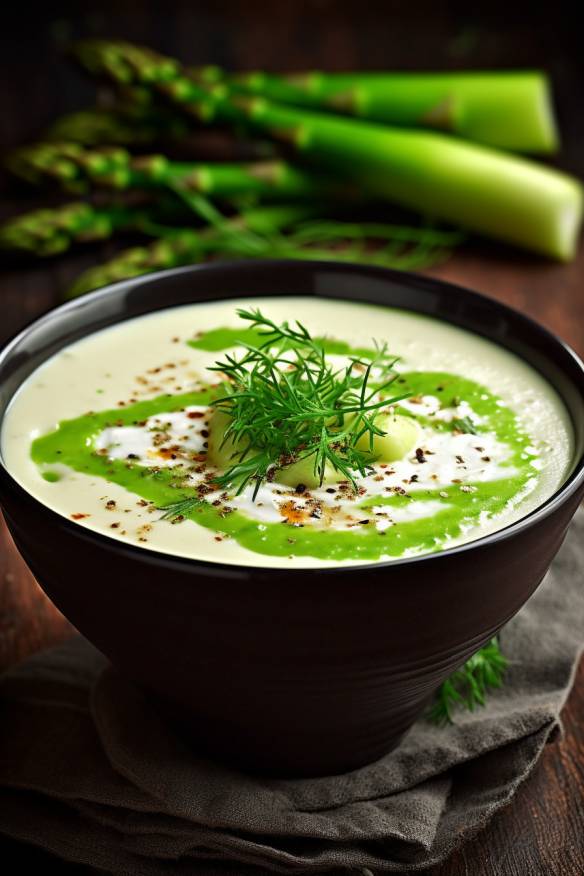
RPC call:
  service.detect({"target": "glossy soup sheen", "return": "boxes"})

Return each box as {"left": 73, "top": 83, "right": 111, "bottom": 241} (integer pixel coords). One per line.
{"left": 0, "top": 297, "right": 574, "bottom": 568}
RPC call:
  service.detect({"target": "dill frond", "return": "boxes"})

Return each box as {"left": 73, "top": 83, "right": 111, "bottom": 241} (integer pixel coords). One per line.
{"left": 207, "top": 308, "right": 409, "bottom": 496}
{"left": 452, "top": 415, "right": 479, "bottom": 435}
{"left": 158, "top": 496, "right": 205, "bottom": 521}
{"left": 429, "top": 638, "right": 507, "bottom": 725}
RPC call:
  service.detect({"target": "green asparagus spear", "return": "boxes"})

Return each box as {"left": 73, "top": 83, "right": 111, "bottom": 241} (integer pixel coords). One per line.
{"left": 46, "top": 107, "right": 192, "bottom": 147}
{"left": 68, "top": 196, "right": 459, "bottom": 298}
{"left": 7, "top": 142, "right": 347, "bottom": 203}
{"left": 224, "top": 70, "right": 559, "bottom": 154}
{"left": 0, "top": 202, "right": 140, "bottom": 256}
{"left": 67, "top": 203, "right": 316, "bottom": 296}
{"left": 72, "top": 41, "right": 582, "bottom": 260}
{"left": 73, "top": 41, "right": 217, "bottom": 121}
{"left": 75, "top": 43, "right": 558, "bottom": 153}
{"left": 0, "top": 193, "right": 209, "bottom": 257}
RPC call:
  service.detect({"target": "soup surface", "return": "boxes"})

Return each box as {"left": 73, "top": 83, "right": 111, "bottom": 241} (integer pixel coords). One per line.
{"left": 1, "top": 297, "right": 573, "bottom": 568}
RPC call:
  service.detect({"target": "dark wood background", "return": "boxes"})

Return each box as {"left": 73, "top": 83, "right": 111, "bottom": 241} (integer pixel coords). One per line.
{"left": 1, "top": 2, "right": 583, "bottom": 873}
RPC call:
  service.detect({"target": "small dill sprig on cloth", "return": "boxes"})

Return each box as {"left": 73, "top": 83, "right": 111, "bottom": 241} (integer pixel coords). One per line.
{"left": 429, "top": 638, "right": 508, "bottom": 724}
{"left": 206, "top": 308, "right": 409, "bottom": 498}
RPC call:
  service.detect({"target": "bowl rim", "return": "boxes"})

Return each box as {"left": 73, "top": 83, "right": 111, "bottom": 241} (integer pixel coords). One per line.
{"left": 1, "top": 257, "right": 583, "bottom": 575}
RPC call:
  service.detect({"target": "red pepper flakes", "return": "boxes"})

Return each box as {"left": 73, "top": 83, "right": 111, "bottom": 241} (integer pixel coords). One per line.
{"left": 279, "top": 501, "right": 307, "bottom": 525}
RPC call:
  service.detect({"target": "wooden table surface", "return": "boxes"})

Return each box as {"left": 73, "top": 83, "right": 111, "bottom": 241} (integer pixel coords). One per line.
{"left": 1, "top": 2, "right": 583, "bottom": 872}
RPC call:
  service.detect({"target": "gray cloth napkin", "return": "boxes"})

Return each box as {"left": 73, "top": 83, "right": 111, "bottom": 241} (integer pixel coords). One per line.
{"left": 0, "top": 511, "right": 583, "bottom": 876}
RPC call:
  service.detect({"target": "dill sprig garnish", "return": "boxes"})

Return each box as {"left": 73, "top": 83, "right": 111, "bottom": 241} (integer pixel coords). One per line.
{"left": 208, "top": 308, "right": 409, "bottom": 498}
{"left": 429, "top": 638, "right": 508, "bottom": 724}
{"left": 158, "top": 496, "right": 205, "bottom": 521}
{"left": 452, "top": 415, "right": 479, "bottom": 435}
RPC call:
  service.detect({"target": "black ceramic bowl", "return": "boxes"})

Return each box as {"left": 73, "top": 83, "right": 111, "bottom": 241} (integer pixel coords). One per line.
{"left": 1, "top": 261, "right": 583, "bottom": 777}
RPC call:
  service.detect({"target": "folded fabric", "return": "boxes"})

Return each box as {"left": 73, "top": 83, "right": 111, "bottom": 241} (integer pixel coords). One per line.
{"left": 0, "top": 510, "right": 582, "bottom": 875}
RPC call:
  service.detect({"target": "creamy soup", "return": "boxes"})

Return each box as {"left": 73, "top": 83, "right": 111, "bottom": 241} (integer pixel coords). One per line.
{"left": 1, "top": 297, "right": 574, "bottom": 568}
